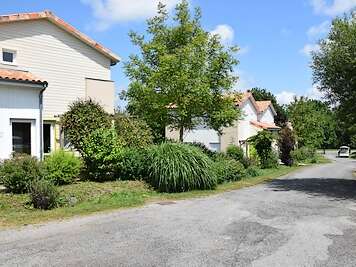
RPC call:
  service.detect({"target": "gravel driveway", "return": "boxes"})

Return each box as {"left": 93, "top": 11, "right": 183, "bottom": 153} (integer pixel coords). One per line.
{"left": 1, "top": 152, "right": 356, "bottom": 266}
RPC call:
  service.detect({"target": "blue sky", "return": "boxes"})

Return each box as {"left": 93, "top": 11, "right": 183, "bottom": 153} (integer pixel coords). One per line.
{"left": 2, "top": 0, "right": 356, "bottom": 106}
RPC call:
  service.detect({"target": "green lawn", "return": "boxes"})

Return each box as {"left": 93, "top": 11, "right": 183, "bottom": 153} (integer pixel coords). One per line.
{"left": 0, "top": 165, "right": 306, "bottom": 229}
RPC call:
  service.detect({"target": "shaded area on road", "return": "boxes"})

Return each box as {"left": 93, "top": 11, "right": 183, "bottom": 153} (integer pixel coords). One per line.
{"left": 269, "top": 178, "right": 356, "bottom": 201}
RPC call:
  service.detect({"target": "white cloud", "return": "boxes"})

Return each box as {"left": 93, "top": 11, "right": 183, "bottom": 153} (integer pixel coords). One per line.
{"left": 81, "top": 0, "right": 179, "bottom": 30}
{"left": 237, "top": 46, "right": 250, "bottom": 55}
{"left": 306, "top": 85, "right": 324, "bottom": 99}
{"left": 276, "top": 91, "right": 297, "bottom": 105}
{"left": 210, "top": 24, "right": 235, "bottom": 45}
{"left": 307, "top": 20, "right": 330, "bottom": 38}
{"left": 300, "top": 43, "right": 320, "bottom": 56}
{"left": 310, "top": 0, "right": 356, "bottom": 16}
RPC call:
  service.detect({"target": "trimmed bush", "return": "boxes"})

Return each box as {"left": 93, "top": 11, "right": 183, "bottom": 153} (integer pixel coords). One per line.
{"left": 118, "top": 148, "right": 148, "bottom": 180}
{"left": 147, "top": 143, "right": 217, "bottom": 192}
{"left": 29, "top": 179, "right": 59, "bottom": 210}
{"left": 246, "top": 166, "right": 261, "bottom": 177}
{"left": 212, "top": 158, "right": 246, "bottom": 184}
{"left": 114, "top": 114, "right": 153, "bottom": 148}
{"left": 0, "top": 154, "right": 42, "bottom": 193}
{"left": 226, "top": 145, "right": 244, "bottom": 162}
{"left": 60, "top": 99, "right": 111, "bottom": 153}
{"left": 81, "top": 128, "right": 123, "bottom": 181}
{"left": 43, "top": 150, "right": 82, "bottom": 185}
{"left": 278, "top": 127, "right": 296, "bottom": 166}
{"left": 291, "top": 147, "right": 317, "bottom": 163}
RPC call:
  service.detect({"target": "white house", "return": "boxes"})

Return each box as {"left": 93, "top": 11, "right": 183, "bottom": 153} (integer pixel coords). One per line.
{"left": 0, "top": 11, "right": 120, "bottom": 159}
{"left": 166, "top": 91, "right": 280, "bottom": 152}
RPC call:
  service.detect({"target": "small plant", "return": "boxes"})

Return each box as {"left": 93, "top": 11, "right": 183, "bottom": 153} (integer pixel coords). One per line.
{"left": 0, "top": 154, "right": 42, "bottom": 193}
{"left": 226, "top": 145, "right": 245, "bottom": 162}
{"left": 212, "top": 158, "right": 246, "bottom": 184}
{"left": 81, "top": 128, "right": 123, "bottom": 181}
{"left": 246, "top": 166, "right": 261, "bottom": 177}
{"left": 278, "top": 127, "right": 296, "bottom": 166}
{"left": 43, "top": 150, "right": 82, "bottom": 185}
{"left": 114, "top": 114, "right": 153, "bottom": 148}
{"left": 263, "top": 150, "right": 279, "bottom": 169}
{"left": 147, "top": 143, "right": 217, "bottom": 192}
{"left": 29, "top": 179, "right": 59, "bottom": 210}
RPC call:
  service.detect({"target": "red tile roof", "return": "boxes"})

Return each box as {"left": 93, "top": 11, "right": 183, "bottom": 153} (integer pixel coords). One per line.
{"left": 255, "top": 100, "right": 272, "bottom": 112}
{"left": 250, "top": 121, "right": 280, "bottom": 130}
{"left": 0, "top": 68, "right": 47, "bottom": 85}
{"left": 0, "top": 11, "right": 120, "bottom": 65}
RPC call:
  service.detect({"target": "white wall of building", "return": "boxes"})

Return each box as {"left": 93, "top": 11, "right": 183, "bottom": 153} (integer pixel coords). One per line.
{"left": 238, "top": 98, "right": 258, "bottom": 141}
{"left": 183, "top": 126, "right": 221, "bottom": 151}
{"left": 259, "top": 106, "right": 275, "bottom": 124}
{"left": 0, "top": 20, "right": 113, "bottom": 119}
{"left": 0, "top": 83, "right": 41, "bottom": 159}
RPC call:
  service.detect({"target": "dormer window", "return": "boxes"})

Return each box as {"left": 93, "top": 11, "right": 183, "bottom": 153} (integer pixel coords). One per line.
{"left": 2, "top": 49, "right": 16, "bottom": 64}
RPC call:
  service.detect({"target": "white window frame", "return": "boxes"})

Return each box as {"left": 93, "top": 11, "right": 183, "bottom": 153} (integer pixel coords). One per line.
{"left": 2, "top": 48, "right": 17, "bottom": 65}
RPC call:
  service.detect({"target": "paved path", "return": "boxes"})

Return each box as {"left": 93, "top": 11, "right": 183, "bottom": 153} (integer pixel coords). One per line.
{"left": 1, "top": 152, "right": 356, "bottom": 266}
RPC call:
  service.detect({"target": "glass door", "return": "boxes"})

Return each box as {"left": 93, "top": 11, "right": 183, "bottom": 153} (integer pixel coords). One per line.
{"left": 12, "top": 122, "right": 31, "bottom": 154}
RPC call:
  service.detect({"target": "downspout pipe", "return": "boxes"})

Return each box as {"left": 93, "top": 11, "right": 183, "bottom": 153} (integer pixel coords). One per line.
{"left": 39, "top": 82, "right": 48, "bottom": 161}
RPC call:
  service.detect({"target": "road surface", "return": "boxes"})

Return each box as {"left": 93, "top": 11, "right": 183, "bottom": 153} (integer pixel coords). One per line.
{"left": 1, "top": 152, "right": 356, "bottom": 266}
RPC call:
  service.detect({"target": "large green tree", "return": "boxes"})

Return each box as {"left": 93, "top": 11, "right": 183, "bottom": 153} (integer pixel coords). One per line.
{"left": 287, "top": 97, "right": 336, "bottom": 149}
{"left": 251, "top": 88, "right": 288, "bottom": 127}
{"left": 124, "top": 1, "right": 240, "bottom": 141}
{"left": 311, "top": 13, "right": 356, "bottom": 143}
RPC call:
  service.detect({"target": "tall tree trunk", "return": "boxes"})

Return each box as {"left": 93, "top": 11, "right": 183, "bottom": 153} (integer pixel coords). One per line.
{"left": 179, "top": 127, "right": 184, "bottom": 142}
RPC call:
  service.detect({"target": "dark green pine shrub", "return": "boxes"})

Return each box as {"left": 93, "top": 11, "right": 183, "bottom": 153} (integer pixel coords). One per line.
{"left": 226, "top": 145, "right": 245, "bottom": 162}
{"left": 29, "top": 179, "right": 59, "bottom": 210}
{"left": 147, "top": 143, "right": 217, "bottom": 193}
{"left": 212, "top": 158, "right": 246, "bottom": 184}
{"left": 278, "top": 127, "right": 296, "bottom": 166}
{"left": 0, "top": 154, "right": 42, "bottom": 193}
{"left": 60, "top": 99, "right": 111, "bottom": 153}
{"left": 43, "top": 150, "right": 82, "bottom": 185}
{"left": 81, "top": 128, "right": 123, "bottom": 181}
{"left": 114, "top": 114, "right": 153, "bottom": 148}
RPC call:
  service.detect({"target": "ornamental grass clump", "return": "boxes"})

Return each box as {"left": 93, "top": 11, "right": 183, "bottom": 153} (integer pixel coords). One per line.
{"left": 147, "top": 143, "right": 217, "bottom": 193}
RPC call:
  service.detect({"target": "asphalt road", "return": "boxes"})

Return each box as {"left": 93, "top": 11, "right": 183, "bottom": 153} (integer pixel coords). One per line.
{"left": 1, "top": 152, "right": 356, "bottom": 267}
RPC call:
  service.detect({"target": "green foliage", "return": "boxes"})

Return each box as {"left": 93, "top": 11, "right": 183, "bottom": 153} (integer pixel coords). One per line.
{"left": 60, "top": 99, "right": 111, "bottom": 153}
{"left": 287, "top": 98, "right": 336, "bottom": 148}
{"left": 124, "top": 1, "right": 240, "bottom": 141}
{"left": 147, "top": 143, "right": 217, "bottom": 192}
{"left": 81, "top": 128, "right": 123, "bottom": 181}
{"left": 226, "top": 145, "right": 244, "bottom": 162}
{"left": 212, "top": 158, "right": 246, "bottom": 184}
{"left": 0, "top": 154, "right": 42, "bottom": 193}
{"left": 117, "top": 148, "right": 148, "bottom": 180}
{"left": 312, "top": 14, "right": 356, "bottom": 139}
{"left": 278, "top": 127, "right": 296, "bottom": 166}
{"left": 251, "top": 87, "right": 288, "bottom": 126}
{"left": 188, "top": 142, "right": 218, "bottom": 159}
{"left": 246, "top": 166, "right": 261, "bottom": 177}
{"left": 29, "top": 179, "right": 59, "bottom": 210}
{"left": 291, "top": 147, "right": 317, "bottom": 163}
{"left": 249, "top": 131, "right": 276, "bottom": 169}
{"left": 114, "top": 113, "right": 153, "bottom": 148}
{"left": 43, "top": 150, "right": 82, "bottom": 185}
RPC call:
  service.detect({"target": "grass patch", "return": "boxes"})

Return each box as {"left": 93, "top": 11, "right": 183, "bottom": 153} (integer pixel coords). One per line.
{"left": 0, "top": 165, "right": 303, "bottom": 228}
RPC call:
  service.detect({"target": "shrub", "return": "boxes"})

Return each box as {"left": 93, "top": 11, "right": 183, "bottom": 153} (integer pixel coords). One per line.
{"left": 114, "top": 114, "right": 153, "bottom": 148}
{"left": 291, "top": 147, "right": 317, "bottom": 163}
{"left": 262, "top": 150, "right": 279, "bottom": 169}
{"left": 43, "top": 150, "right": 82, "bottom": 185}
{"left": 117, "top": 148, "right": 148, "bottom": 180}
{"left": 249, "top": 130, "right": 276, "bottom": 169}
{"left": 226, "top": 145, "right": 244, "bottom": 162}
{"left": 29, "top": 179, "right": 59, "bottom": 210}
{"left": 0, "top": 154, "right": 42, "bottom": 193}
{"left": 278, "top": 127, "right": 296, "bottom": 166}
{"left": 147, "top": 143, "right": 217, "bottom": 192}
{"left": 246, "top": 166, "right": 261, "bottom": 177}
{"left": 212, "top": 158, "right": 246, "bottom": 184}
{"left": 188, "top": 142, "right": 218, "bottom": 159}
{"left": 81, "top": 128, "right": 123, "bottom": 181}
{"left": 60, "top": 99, "right": 111, "bottom": 153}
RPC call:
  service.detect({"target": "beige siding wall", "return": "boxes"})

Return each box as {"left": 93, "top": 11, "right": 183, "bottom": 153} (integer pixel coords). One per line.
{"left": 85, "top": 78, "right": 115, "bottom": 114}
{"left": 220, "top": 121, "right": 239, "bottom": 152}
{"left": 0, "top": 20, "right": 112, "bottom": 119}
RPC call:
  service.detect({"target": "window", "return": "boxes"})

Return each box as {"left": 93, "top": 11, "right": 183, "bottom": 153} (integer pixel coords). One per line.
{"left": 2, "top": 49, "right": 16, "bottom": 63}
{"left": 12, "top": 122, "right": 31, "bottom": 154}
{"left": 209, "top": 142, "right": 221, "bottom": 152}
{"left": 43, "top": 124, "right": 51, "bottom": 154}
